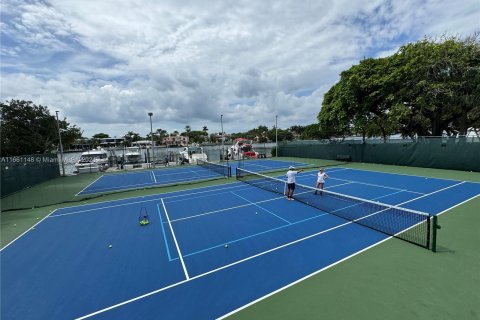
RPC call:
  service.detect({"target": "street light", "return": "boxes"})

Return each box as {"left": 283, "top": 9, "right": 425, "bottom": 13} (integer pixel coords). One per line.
{"left": 221, "top": 114, "right": 224, "bottom": 162}
{"left": 275, "top": 115, "right": 278, "bottom": 158}
{"left": 148, "top": 112, "right": 154, "bottom": 168}
{"left": 55, "top": 111, "right": 66, "bottom": 176}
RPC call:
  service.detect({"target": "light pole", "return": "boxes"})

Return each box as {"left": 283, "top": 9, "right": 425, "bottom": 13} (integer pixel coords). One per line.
{"left": 275, "top": 115, "right": 278, "bottom": 157}
{"left": 55, "top": 111, "right": 66, "bottom": 176}
{"left": 148, "top": 112, "right": 154, "bottom": 168}
{"left": 220, "top": 114, "right": 224, "bottom": 162}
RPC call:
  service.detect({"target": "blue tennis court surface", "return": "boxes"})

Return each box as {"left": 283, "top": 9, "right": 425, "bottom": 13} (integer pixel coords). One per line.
{"left": 233, "top": 158, "right": 314, "bottom": 173}
{"left": 77, "top": 159, "right": 312, "bottom": 195}
{"left": 2, "top": 168, "right": 479, "bottom": 319}
{"left": 77, "top": 166, "right": 226, "bottom": 195}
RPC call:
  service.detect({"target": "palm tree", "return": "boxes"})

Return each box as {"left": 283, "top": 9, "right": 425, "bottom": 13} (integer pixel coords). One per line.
{"left": 155, "top": 128, "right": 167, "bottom": 145}
{"left": 185, "top": 125, "right": 191, "bottom": 133}
{"left": 123, "top": 131, "right": 141, "bottom": 147}
{"left": 202, "top": 126, "right": 209, "bottom": 142}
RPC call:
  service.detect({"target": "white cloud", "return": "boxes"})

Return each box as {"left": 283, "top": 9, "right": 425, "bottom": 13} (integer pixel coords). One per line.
{"left": 1, "top": 0, "right": 479, "bottom": 137}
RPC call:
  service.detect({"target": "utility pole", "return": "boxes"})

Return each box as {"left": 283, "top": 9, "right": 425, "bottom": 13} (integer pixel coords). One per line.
{"left": 275, "top": 115, "right": 278, "bottom": 157}
{"left": 148, "top": 112, "right": 154, "bottom": 168}
{"left": 55, "top": 111, "right": 66, "bottom": 176}
{"left": 221, "top": 114, "right": 224, "bottom": 162}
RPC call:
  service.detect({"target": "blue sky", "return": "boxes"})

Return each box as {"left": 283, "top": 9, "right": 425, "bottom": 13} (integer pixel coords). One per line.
{"left": 1, "top": 0, "right": 479, "bottom": 138}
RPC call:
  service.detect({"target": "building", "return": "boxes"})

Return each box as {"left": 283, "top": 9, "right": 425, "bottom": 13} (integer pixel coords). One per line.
{"left": 99, "top": 137, "right": 125, "bottom": 148}
{"left": 162, "top": 135, "right": 189, "bottom": 147}
{"left": 132, "top": 140, "right": 155, "bottom": 148}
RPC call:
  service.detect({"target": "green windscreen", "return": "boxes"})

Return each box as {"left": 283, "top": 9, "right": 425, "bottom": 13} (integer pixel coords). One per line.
{"left": 279, "top": 137, "right": 479, "bottom": 172}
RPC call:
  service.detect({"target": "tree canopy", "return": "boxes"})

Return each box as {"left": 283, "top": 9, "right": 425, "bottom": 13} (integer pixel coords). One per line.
{"left": 318, "top": 35, "right": 480, "bottom": 139}
{"left": 1, "top": 100, "right": 82, "bottom": 156}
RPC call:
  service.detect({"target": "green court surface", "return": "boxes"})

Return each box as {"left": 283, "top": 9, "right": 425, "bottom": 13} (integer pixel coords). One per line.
{"left": 1, "top": 159, "right": 479, "bottom": 320}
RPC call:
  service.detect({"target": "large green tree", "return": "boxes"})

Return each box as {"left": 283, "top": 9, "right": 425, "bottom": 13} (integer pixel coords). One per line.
{"left": 393, "top": 36, "right": 480, "bottom": 136}
{"left": 1, "top": 100, "right": 82, "bottom": 156}
{"left": 319, "top": 35, "right": 480, "bottom": 139}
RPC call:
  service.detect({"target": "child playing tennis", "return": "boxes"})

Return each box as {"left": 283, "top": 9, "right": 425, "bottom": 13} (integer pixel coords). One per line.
{"left": 314, "top": 168, "right": 329, "bottom": 195}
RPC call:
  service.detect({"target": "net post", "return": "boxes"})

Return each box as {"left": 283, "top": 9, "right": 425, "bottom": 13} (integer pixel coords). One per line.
{"left": 432, "top": 215, "right": 439, "bottom": 252}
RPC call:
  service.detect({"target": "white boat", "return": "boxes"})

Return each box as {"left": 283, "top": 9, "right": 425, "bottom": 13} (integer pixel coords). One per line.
{"left": 228, "top": 138, "right": 259, "bottom": 160}
{"left": 179, "top": 145, "right": 208, "bottom": 164}
{"left": 132, "top": 140, "right": 154, "bottom": 149}
{"left": 74, "top": 148, "right": 110, "bottom": 173}
{"left": 124, "top": 147, "right": 142, "bottom": 164}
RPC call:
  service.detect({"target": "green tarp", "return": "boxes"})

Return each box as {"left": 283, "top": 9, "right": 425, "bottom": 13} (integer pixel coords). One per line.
{"left": 1, "top": 154, "right": 60, "bottom": 197}
{"left": 279, "top": 137, "right": 480, "bottom": 172}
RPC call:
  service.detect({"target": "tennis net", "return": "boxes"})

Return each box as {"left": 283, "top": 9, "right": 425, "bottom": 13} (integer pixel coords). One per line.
{"left": 236, "top": 168, "right": 438, "bottom": 251}
{"left": 197, "top": 159, "right": 231, "bottom": 178}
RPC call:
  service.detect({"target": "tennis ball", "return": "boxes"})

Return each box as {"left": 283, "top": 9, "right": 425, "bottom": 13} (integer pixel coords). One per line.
{"left": 108, "top": 244, "right": 113, "bottom": 248}
{"left": 32, "top": 227, "right": 35, "bottom": 230}
{"left": 224, "top": 244, "right": 228, "bottom": 248}
{"left": 13, "top": 224, "right": 16, "bottom": 227}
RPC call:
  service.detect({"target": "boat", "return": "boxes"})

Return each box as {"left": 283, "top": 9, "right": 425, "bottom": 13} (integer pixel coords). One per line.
{"left": 132, "top": 140, "right": 154, "bottom": 149}
{"left": 178, "top": 145, "right": 208, "bottom": 164}
{"left": 74, "top": 147, "right": 110, "bottom": 173}
{"left": 124, "top": 147, "right": 142, "bottom": 164}
{"left": 228, "top": 138, "right": 259, "bottom": 160}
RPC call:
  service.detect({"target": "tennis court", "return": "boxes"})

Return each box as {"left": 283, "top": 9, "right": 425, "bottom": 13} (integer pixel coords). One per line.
{"left": 77, "top": 165, "right": 229, "bottom": 196}
{"left": 2, "top": 167, "right": 479, "bottom": 319}
{"left": 234, "top": 158, "right": 314, "bottom": 173}
{"left": 77, "top": 159, "right": 312, "bottom": 196}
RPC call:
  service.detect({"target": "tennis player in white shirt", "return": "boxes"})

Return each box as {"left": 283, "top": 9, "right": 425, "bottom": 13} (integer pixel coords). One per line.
{"left": 286, "top": 166, "right": 303, "bottom": 200}
{"left": 314, "top": 168, "right": 329, "bottom": 195}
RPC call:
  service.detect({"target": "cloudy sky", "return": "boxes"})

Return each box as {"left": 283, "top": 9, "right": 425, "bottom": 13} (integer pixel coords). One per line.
{"left": 1, "top": 0, "right": 479, "bottom": 138}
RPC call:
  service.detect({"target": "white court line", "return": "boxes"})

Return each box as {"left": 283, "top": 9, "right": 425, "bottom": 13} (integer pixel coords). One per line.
{"left": 159, "top": 182, "right": 248, "bottom": 201}
{"left": 436, "top": 193, "right": 480, "bottom": 216}
{"left": 321, "top": 167, "right": 350, "bottom": 173}
{"left": 75, "top": 175, "right": 105, "bottom": 196}
{"left": 0, "top": 208, "right": 60, "bottom": 251}
{"left": 79, "top": 172, "right": 219, "bottom": 195}
{"left": 161, "top": 198, "right": 190, "bottom": 280}
{"left": 75, "top": 187, "right": 424, "bottom": 319}
{"left": 79, "top": 181, "right": 158, "bottom": 194}
{"left": 395, "top": 181, "right": 466, "bottom": 207}
{"left": 76, "top": 218, "right": 356, "bottom": 320}
{"left": 231, "top": 191, "right": 291, "bottom": 224}
{"left": 217, "top": 238, "right": 391, "bottom": 319}
{"left": 344, "top": 166, "right": 480, "bottom": 184}
{"left": 154, "top": 169, "right": 210, "bottom": 177}
{"left": 49, "top": 198, "right": 160, "bottom": 218}
{"left": 242, "top": 162, "right": 277, "bottom": 169}
{"left": 52, "top": 184, "right": 256, "bottom": 218}
{"left": 303, "top": 172, "right": 425, "bottom": 195}
{"left": 324, "top": 181, "right": 356, "bottom": 189}
{"left": 169, "top": 196, "right": 284, "bottom": 223}
{"left": 151, "top": 171, "right": 157, "bottom": 183}
{"left": 47, "top": 182, "right": 249, "bottom": 217}
{"left": 71, "top": 181, "right": 480, "bottom": 319}
{"left": 164, "top": 185, "right": 253, "bottom": 205}
{"left": 169, "top": 183, "right": 399, "bottom": 224}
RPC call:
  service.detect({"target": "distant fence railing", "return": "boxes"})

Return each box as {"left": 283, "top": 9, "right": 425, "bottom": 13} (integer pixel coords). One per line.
{"left": 1, "top": 154, "right": 60, "bottom": 197}
{"left": 279, "top": 136, "right": 480, "bottom": 172}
